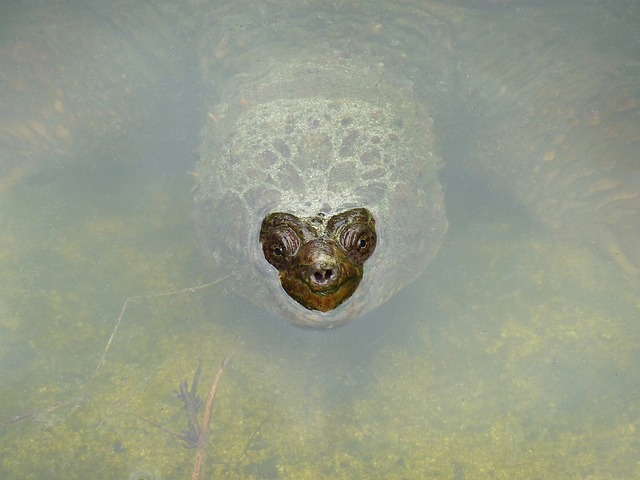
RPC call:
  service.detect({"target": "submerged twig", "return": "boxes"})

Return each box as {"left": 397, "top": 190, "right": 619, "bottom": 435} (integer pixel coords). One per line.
{"left": 0, "top": 398, "right": 86, "bottom": 428}
{"left": 93, "top": 275, "right": 233, "bottom": 376}
{"left": 236, "top": 414, "right": 270, "bottom": 463}
{"left": 191, "top": 350, "right": 235, "bottom": 480}
{"left": 177, "top": 363, "right": 203, "bottom": 442}
{"left": 131, "top": 350, "right": 235, "bottom": 479}
{"left": 132, "top": 413, "right": 194, "bottom": 445}
{"left": 131, "top": 364, "right": 203, "bottom": 446}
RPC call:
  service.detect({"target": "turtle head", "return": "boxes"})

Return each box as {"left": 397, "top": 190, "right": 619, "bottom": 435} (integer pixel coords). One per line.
{"left": 259, "top": 208, "right": 377, "bottom": 312}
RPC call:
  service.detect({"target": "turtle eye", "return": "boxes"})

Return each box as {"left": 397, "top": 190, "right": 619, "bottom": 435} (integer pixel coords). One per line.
{"left": 260, "top": 226, "right": 301, "bottom": 270}
{"left": 340, "top": 225, "right": 376, "bottom": 263}
{"left": 327, "top": 208, "right": 377, "bottom": 264}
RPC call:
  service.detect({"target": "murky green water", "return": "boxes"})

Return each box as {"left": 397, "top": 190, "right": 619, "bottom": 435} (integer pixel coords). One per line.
{"left": 1, "top": 1, "right": 639, "bottom": 479}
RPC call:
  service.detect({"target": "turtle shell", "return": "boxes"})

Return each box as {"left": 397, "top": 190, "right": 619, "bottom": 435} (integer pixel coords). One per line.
{"left": 193, "top": 59, "right": 447, "bottom": 327}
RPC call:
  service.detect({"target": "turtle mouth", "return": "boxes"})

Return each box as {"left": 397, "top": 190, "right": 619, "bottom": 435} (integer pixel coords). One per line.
{"left": 259, "top": 208, "right": 377, "bottom": 313}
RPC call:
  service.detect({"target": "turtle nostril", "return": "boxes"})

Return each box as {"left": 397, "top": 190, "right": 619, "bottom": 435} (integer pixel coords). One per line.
{"left": 313, "top": 269, "right": 333, "bottom": 284}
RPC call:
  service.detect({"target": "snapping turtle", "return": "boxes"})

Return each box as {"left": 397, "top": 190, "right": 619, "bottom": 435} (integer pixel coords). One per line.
{"left": 194, "top": 59, "right": 447, "bottom": 327}
{"left": 2, "top": 1, "right": 639, "bottom": 328}
{"left": 191, "top": 3, "right": 639, "bottom": 327}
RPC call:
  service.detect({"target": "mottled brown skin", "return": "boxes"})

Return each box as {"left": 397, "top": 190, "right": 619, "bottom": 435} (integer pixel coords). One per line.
{"left": 260, "top": 208, "right": 377, "bottom": 312}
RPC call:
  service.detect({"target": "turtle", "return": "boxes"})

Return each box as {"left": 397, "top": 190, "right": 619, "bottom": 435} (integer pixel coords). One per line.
{"left": 190, "top": 2, "right": 639, "bottom": 327}
{"left": 193, "top": 59, "right": 448, "bottom": 327}
{"left": 1, "top": 1, "right": 638, "bottom": 328}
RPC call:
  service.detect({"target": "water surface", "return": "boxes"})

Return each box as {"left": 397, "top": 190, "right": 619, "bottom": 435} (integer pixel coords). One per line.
{"left": 0, "top": 1, "right": 639, "bottom": 478}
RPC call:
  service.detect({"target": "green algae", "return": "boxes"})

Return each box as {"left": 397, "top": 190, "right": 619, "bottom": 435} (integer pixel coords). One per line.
{"left": 1, "top": 168, "right": 639, "bottom": 479}
{"left": 1, "top": 3, "right": 640, "bottom": 477}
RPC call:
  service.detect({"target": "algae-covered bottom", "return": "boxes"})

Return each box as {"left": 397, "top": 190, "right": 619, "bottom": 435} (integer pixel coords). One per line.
{"left": 0, "top": 164, "right": 638, "bottom": 479}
